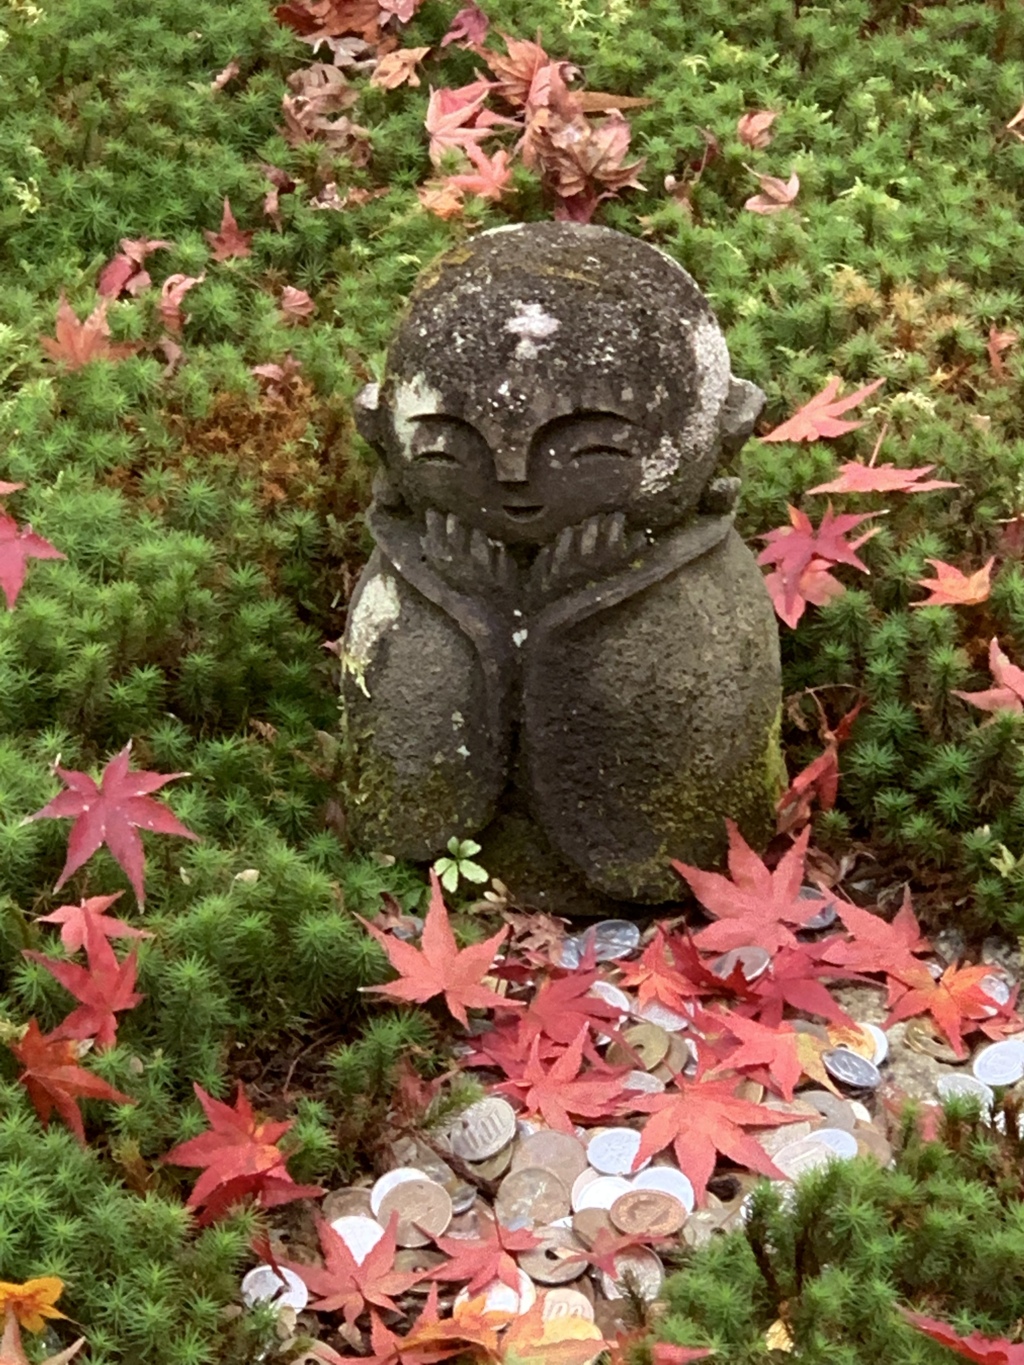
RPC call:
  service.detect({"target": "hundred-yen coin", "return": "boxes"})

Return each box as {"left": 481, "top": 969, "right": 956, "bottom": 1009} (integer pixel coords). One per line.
{"left": 622, "top": 1068, "right": 666, "bottom": 1093}
{"left": 710, "top": 945, "right": 771, "bottom": 983}
{"left": 241, "top": 1265, "right": 309, "bottom": 1312}
{"left": 771, "top": 1136, "right": 844, "bottom": 1180}
{"left": 588, "top": 980, "right": 632, "bottom": 1018}
{"left": 796, "top": 885, "right": 838, "bottom": 931}
{"left": 936, "top": 1072, "right": 995, "bottom": 1108}
{"left": 518, "top": 1227, "right": 588, "bottom": 1285}
{"left": 495, "top": 1166, "right": 570, "bottom": 1228}
{"left": 370, "top": 1166, "right": 427, "bottom": 1217}
{"left": 329, "top": 1215, "right": 385, "bottom": 1265}
{"left": 810, "top": 1127, "right": 859, "bottom": 1158}
{"left": 972, "top": 1038, "right": 1024, "bottom": 1087}
{"left": 600, "top": 1247, "right": 665, "bottom": 1302}
{"left": 377, "top": 1177, "right": 453, "bottom": 1248}
{"left": 822, "top": 1046, "right": 882, "bottom": 1090}
{"left": 449, "top": 1097, "right": 517, "bottom": 1161}
{"left": 512, "top": 1131, "right": 589, "bottom": 1188}
{"left": 574, "top": 1174, "right": 633, "bottom": 1212}
{"left": 586, "top": 1127, "right": 647, "bottom": 1176}
{"left": 455, "top": 1267, "right": 537, "bottom": 1317}
{"left": 630, "top": 1166, "right": 695, "bottom": 1213}
{"left": 541, "top": 1288, "right": 596, "bottom": 1323}
{"left": 609, "top": 1189, "right": 687, "bottom": 1238}
{"left": 588, "top": 919, "right": 642, "bottom": 961}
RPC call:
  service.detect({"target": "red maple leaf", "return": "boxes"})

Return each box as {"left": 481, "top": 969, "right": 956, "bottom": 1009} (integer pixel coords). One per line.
{"left": 817, "top": 888, "right": 931, "bottom": 983}
{"left": 808, "top": 462, "right": 957, "bottom": 496}
{"left": 160, "top": 272, "right": 205, "bottom": 334}
{"left": 673, "top": 822, "right": 821, "bottom": 954}
{"left": 953, "top": 637, "right": 1024, "bottom": 714}
{"left": 24, "top": 918, "right": 143, "bottom": 1050}
{"left": 484, "top": 33, "right": 566, "bottom": 108}
{"left": 885, "top": 962, "right": 1010, "bottom": 1059}
{"left": 427, "top": 1219, "right": 540, "bottom": 1294}
{"left": 282, "top": 1213, "right": 421, "bottom": 1326}
{"left": 97, "top": 236, "right": 173, "bottom": 299}
{"left": 762, "top": 557, "right": 847, "bottom": 629}
{"left": 736, "top": 110, "right": 778, "bottom": 149}
{"left": 8, "top": 1017, "right": 133, "bottom": 1144}
{"left": 757, "top": 503, "right": 880, "bottom": 627}
{"left": 358, "top": 872, "right": 520, "bottom": 1028}
{"left": 493, "top": 1027, "right": 627, "bottom": 1133}
{"left": 913, "top": 557, "right": 993, "bottom": 607}
{"left": 987, "top": 326, "right": 1018, "bottom": 379}
{"left": 40, "top": 295, "right": 139, "bottom": 369}
{"left": 33, "top": 891, "right": 152, "bottom": 954}
{"left": 744, "top": 168, "right": 799, "bottom": 214}
{"left": 652, "top": 1348, "right": 715, "bottom": 1365}
{"left": 713, "top": 1013, "right": 805, "bottom": 1102}
{"left": 902, "top": 1310, "right": 1024, "bottom": 1364}
{"left": 162, "top": 1082, "right": 323, "bottom": 1226}
{"left": 668, "top": 931, "right": 759, "bottom": 1005}
{"left": 516, "top": 966, "right": 626, "bottom": 1049}
{"left": 441, "top": 2, "right": 489, "bottom": 47}
{"left": 343, "top": 1294, "right": 465, "bottom": 1365}
{"left": 776, "top": 699, "right": 862, "bottom": 835}
{"left": 616, "top": 927, "right": 704, "bottom": 1015}
{"left": 424, "top": 81, "right": 495, "bottom": 163}
{"left": 27, "top": 740, "right": 198, "bottom": 907}
{"left": 760, "top": 376, "right": 885, "bottom": 442}
{"left": 445, "top": 144, "right": 513, "bottom": 201}
{"left": 628, "top": 1072, "right": 803, "bottom": 1204}
{"left": 0, "top": 509, "right": 65, "bottom": 610}
{"left": 741, "top": 943, "right": 854, "bottom": 1030}
{"left": 204, "top": 198, "right": 254, "bottom": 261}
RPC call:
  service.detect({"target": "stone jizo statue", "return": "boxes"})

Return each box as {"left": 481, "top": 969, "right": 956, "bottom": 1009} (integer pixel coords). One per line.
{"left": 341, "top": 222, "right": 783, "bottom": 912}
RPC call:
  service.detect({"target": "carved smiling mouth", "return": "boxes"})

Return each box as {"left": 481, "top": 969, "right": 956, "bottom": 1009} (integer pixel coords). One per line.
{"left": 503, "top": 504, "right": 544, "bottom": 521}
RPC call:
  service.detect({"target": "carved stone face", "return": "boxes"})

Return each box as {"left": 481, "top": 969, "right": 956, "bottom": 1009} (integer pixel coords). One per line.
{"left": 358, "top": 223, "right": 763, "bottom": 546}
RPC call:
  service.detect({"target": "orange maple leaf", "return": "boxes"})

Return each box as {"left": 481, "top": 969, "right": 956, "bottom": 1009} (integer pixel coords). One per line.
{"left": 371, "top": 46, "right": 431, "bottom": 89}
{"left": 8, "top": 1017, "right": 134, "bottom": 1144}
{"left": 358, "top": 872, "right": 521, "bottom": 1027}
{"left": 761, "top": 376, "right": 885, "bottom": 442}
{"left": 40, "top": 295, "right": 138, "bottom": 370}
{"left": 885, "top": 961, "right": 1015, "bottom": 1058}
{"left": 446, "top": 144, "right": 513, "bottom": 201}
{"left": 0, "top": 1279, "right": 66, "bottom": 1334}
{"left": 204, "top": 197, "right": 253, "bottom": 261}
{"left": 912, "top": 557, "right": 993, "bottom": 607}
{"left": 736, "top": 110, "right": 777, "bottom": 149}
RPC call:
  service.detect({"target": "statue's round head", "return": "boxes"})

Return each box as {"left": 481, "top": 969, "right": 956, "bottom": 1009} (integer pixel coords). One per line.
{"left": 357, "top": 222, "right": 764, "bottom": 546}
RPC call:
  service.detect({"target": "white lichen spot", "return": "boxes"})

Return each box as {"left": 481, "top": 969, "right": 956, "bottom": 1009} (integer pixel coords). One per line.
{"left": 639, "top": 434, "right": 683, "bottom": 496}
{"left": 451, "top": 711, "right": 464, "bottom": 729}
{"left": 342, "top": 573, "right": 401, "bottom": 697}
{"left": 620, "top": 387, "right": 634, "bottom": 403}
{"left": 512, "top": 628, "right": 528, "bottom": 647}
{"left": 391, "top": 374, "right": 444, "bottom": 459}
{"left": 505, "top": 301, "right": 561, "bottom": 360}
{"left": 456, "top": 744, "right": 471, "bottom": 758}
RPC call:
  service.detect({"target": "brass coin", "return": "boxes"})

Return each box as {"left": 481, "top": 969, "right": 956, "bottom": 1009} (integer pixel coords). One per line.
{"left": 572, "top": 1207, "right": 613, "bottom": 1248}
{"left": 828, "top": 1023, "right": 874, "bottom": 1060}
{"left": 606, "top": 1023, "right": 671, "bottom": 1071}
{"left": 653, "top": 1033, "right": 696, "bottom": 1082}
{"left": 394, "top": 1248, "right": 447, "bottom": 1290}
{"left": 321, "top": 1186, "right": 373, "bottom": 1222}
{"left": 905, "top": 1016, "right": 962, "bottom": 1063}
{"left": 735, "top": 1079, "right": 765, "bottom": 1104}
{"left": 466, "top": 1140, "right": 514, "bottom": 1182}
{"left": 541, "top": 1287, "right": 595, "bottom": 1323}
{"left": 494, "top": 1166, "right": 570, "bottom": 1229}
{"left": 518, "top": 1227, "right": 587, "bottom": 1285}
{"left": 511, "top": 1131, "right": 589, "bottom": 1189}
{"left": 609, "top": 1189, "right": 687, "bottom": 1238}
{"left": 377, "top": 1178, "right": 453, "bottom": 1248}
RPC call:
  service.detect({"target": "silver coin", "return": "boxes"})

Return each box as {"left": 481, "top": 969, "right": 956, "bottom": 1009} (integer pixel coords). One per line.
{"left": 630, "top": 1165, "right": 695, "bottom": 1213}
{"left": 586, "top": 1128, "right": 647, "bottom": 1176}
{"left": 979, "top": 973, "right": 1012, "bottom": 1007}
{"left": 241, "top": 1265, "right": 308, "bottom": 1311}
{"left": 936, "top": 1073, "right": 994, "bottom": 1108}
{"left": 797, "top": 885, "right": 838, "bottom": 931}
{"left": 329, "top": 1215, "right": 385, "bottom": 1265}
{"left": 622, "top": 1069, "right": 666, "bottom": 1094}
{"left": 559, "top": 937, "right": 582, "bottom": 970}
{"left": 577, "top": 920, "right": 641, "bottom": 962}
{"left": 863, "top": 1023, "right": 889, "bottom": 1066}
{"left": 370, "top": 1166, "right": 427, "bottom": 1217}
{"left": 600, "top": 1247, "right": 664, "bottom": 1302}
{"left": 710, "top": 946, "right": 771, "bottom": 983}
{"left": 772, "top": 1136, "right": 842, "bottom": 1180}
{"left": 633, "top": 999, "right": 691, "bottom": 1032}
{"left": 588, "top": 980, "right": 632, "bottom": 1015}
{"left": 454, "top": 1267, "right": 536, "bottom": 1316}
{"left": 823, "top": 1047, "right": 882, "bottom": 1090}
{"left": 812, "top": 1127, "right": 859, "bottom": 1158}
{"left": 448, "top": 1097, "right": 517, "bottom": 1161}
{"left": 972, "top": 1039, "right": 1024, "bottom": 1087}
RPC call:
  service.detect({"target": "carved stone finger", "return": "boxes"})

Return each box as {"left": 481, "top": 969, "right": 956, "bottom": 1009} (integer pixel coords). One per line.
{"left": 578, "top": 515, "right": 601, "bottom": 560}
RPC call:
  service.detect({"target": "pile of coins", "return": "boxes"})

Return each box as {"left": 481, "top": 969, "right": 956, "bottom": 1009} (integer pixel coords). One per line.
{"left": 242, "top": 913, "right": 1024, "bottom": 1346}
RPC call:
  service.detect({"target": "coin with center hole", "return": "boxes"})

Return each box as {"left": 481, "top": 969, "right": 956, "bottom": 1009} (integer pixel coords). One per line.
{"left": 972, "top": 1038, "right": 1024, "bottom": 1087}
{"left": 518, "top": 1227, "right": 587, "bottom": 1284}
{"left": 541, "top": 1288, "right": 595, "bottom": 1323}
{"left": 823, "top": 1047, "right": 882, "bottom": 1090}
{"left": 800, "top": 1089, "right": 857, "bottom": 1132}
{"left": 329, "top": 1215, "right": 385, "bottom": 1264}
{"left": 606, "top": 1023, "right": 670, "bottom": 1071}
{"left": 377, "top": 1178, "right": 453, "bottom": 1248}
{"left": 600, "top": 1247, "right": 664, "bottom": 1302}
{"left": 394, "top": 1248, "right": 448, "bottom": 1291}
{"left": 609, "top": 1189, "right": 686, "bottom": 1238}
{"left": 448, "top": 1097, "right": 517, "bottom": 1161}
{"left": 495, "top": 1166, "right": 570, "bottom": 1229}
{"left": 629, "top": 1166, "right": 695, "bottom": 1213}
{"left": 512, "top": 1131, "right": 589, "bottom": 1189}
{"left": 586, "top": 1128, "right": 647, "bottom": 1176}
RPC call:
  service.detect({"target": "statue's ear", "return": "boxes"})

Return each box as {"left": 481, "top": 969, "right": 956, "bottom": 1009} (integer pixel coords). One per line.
{"left": 719, "top": 376, "right": 766, "bottom": 456}
{"left": 355, "top": 381, "right": 386, "bottom": 450}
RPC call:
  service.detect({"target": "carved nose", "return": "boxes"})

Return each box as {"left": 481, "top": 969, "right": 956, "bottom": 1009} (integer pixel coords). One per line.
{"left": 493, "top": 448, "right": 531, "bottom": 484}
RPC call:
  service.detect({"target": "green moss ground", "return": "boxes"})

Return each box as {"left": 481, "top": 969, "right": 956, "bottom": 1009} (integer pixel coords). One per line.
{"left": 3, "top": 0, "right": 1024, "bottom": 1358}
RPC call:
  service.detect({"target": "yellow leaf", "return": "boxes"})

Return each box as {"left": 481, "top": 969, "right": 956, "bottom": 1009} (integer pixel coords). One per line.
{"left": 765, "top": 1318, "right": 794, "bottom": 1352}
{"left": 0, "top": 1279, "right": 66, "bottom": 1334}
